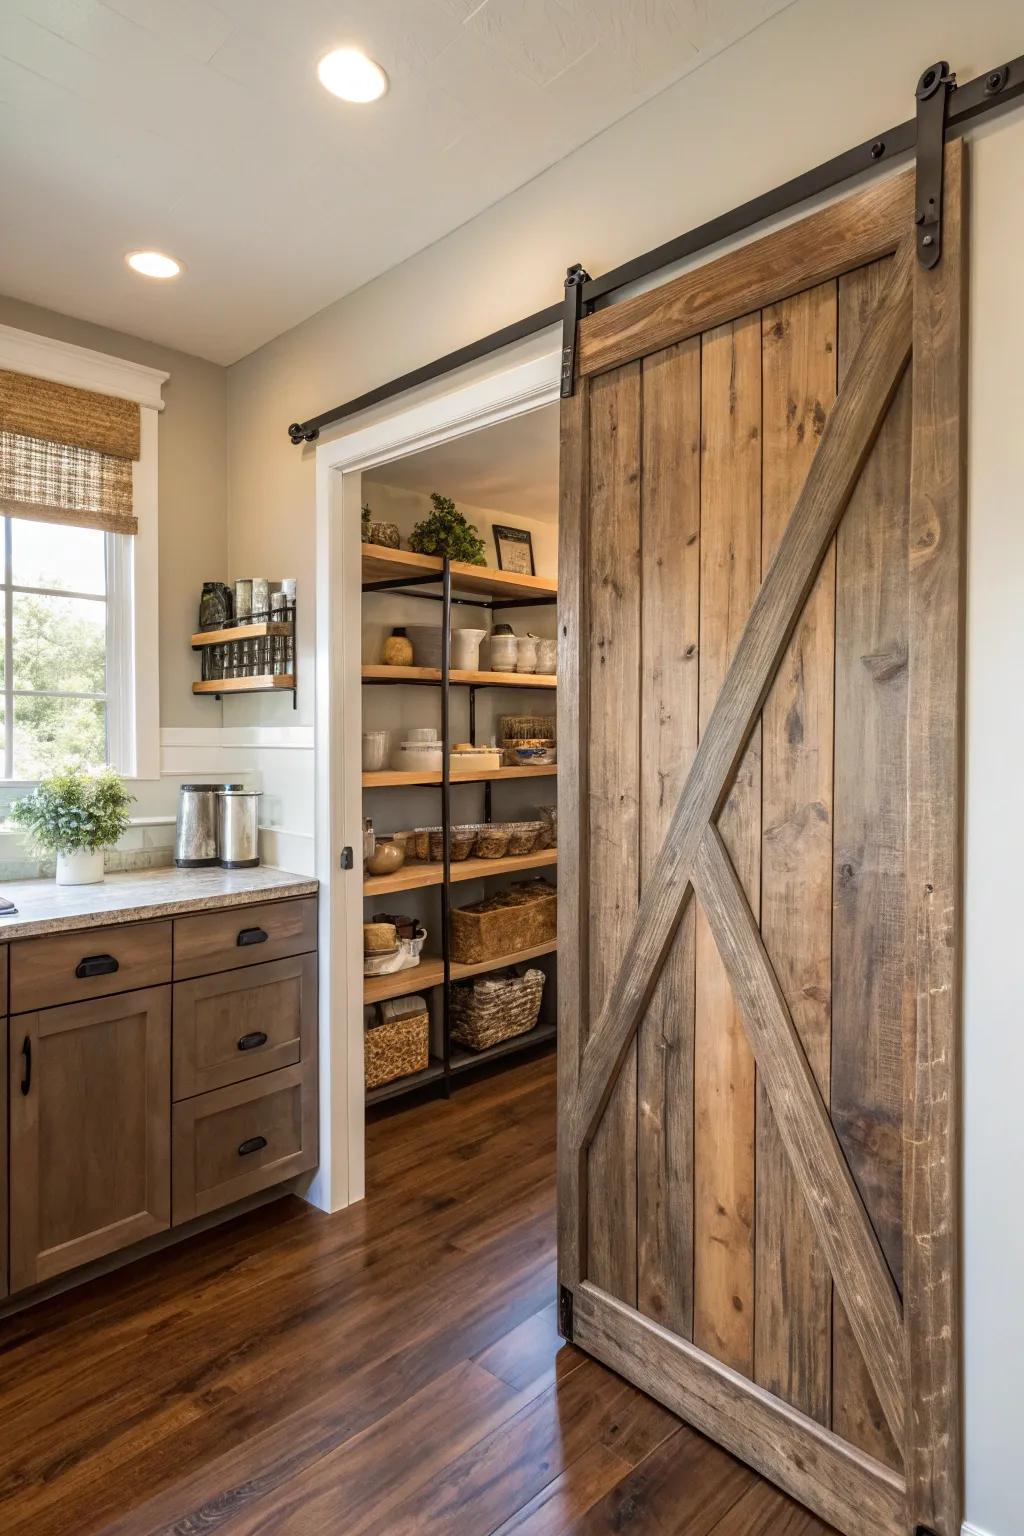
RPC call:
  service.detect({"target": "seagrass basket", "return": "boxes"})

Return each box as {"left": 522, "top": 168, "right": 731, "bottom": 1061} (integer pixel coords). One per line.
{"left": 449, "top": 879, "right": 556, "bottom": 964}
{"left": 364, "top": 1008, "right": 429, "bottom": 1089}
{"left": 450, "top": 969, "right": 545, "bottom": 1052}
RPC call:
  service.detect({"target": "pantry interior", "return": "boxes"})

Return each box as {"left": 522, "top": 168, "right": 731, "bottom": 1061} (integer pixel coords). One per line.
{"left": 357, "top": 401, "right": 560, "bottom": 1108}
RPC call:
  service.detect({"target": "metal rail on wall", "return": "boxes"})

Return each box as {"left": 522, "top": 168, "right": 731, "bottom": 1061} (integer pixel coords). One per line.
{"left": 288, "top": 50, "right": 1024, "bottom": 442}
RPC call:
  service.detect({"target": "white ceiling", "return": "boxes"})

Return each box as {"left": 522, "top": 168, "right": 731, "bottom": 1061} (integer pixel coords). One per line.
{"left": 364, "top": 401, "right": 560, "bottom": 522}
{"left": 0, "top": 1, "right": 792, "bottom": 365}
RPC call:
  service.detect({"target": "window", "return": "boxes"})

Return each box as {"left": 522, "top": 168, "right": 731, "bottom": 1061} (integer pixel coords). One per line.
{"left": 0, "top": 514, "right": 132, "bottom": 780}
{"left": 0, "top": 328, "right": 167, "bottom": 783}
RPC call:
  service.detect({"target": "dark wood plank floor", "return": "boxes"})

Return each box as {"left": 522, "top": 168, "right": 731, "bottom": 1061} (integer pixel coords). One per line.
{"left": 0, "top": 1053, "right": 839, "bottom": 1535}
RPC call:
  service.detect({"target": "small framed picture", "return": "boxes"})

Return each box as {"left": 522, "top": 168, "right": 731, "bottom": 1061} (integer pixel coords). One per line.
{"left": 493, "top": 524, "right": 535, "bottom": 576}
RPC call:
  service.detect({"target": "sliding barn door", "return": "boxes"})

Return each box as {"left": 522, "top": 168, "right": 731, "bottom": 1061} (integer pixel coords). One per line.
{"left": 557, "top": 146, "right": 965, "bottom": 1536}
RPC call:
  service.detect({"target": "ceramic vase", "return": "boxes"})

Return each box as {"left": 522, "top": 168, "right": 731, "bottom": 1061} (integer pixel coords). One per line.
{"left": 56, "top": 848, "right": 105, "bottom": 886}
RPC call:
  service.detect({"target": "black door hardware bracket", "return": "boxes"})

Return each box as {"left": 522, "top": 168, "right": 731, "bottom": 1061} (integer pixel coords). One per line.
{"left": 560, "top": 263, "right": 591, "bottom": 399}
{"left": 915, "top": 61, "right": 956, "bottom": 268}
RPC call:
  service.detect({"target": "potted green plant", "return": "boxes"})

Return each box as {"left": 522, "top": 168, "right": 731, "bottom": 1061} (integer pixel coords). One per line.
{"left": 10, "top": 767, "right": 135, "bottom": 886}
{"left": 408, "top": 493, "right": 487, "bottom": 565}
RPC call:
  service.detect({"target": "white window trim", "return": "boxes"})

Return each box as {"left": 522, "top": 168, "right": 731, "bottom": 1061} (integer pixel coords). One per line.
{"left": 0, "top": 323, "right": 167, "bottom": 781}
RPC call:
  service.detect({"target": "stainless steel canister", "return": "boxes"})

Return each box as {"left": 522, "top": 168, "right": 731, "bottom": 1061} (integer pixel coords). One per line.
{"left": 216, "top": 788, "right": 262, "bottom": 869}
{"left": 175, "top": 784, "right": 243, "bottom": 868}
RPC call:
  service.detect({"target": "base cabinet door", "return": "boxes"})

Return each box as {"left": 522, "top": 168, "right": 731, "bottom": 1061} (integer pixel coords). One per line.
{"left": 9, "top": 986, "right": 171, "bottom": 1293}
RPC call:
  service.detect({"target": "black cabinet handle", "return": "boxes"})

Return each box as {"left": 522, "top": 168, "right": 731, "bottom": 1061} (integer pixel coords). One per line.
{"left": 237, "top": 1135, "right": 267, "bottom": 1157}
{"left": 236, "top": 927, "right": 268, "bottom": 948}
{"left": 237, "top": 1031, "right": 269, "bottom": 1052}
{"left": 20, "top": 1036, "right": 31, "bottom": 1096}
{"left": 75, "top": 953, "right": 120, "bottom": 979}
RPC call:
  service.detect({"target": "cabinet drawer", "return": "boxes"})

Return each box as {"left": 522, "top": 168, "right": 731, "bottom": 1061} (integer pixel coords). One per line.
{"left": 173, "top": 897, "right": 317, "bottom": 981}
{"left": 11, "top": 920, "right": 172, "bottom": 1014}
{"left": 173, "top": 953, "right": 317, "bottom": 1100}
{"left": 172, "top": 1062, "right": 317, "bottom": 1224}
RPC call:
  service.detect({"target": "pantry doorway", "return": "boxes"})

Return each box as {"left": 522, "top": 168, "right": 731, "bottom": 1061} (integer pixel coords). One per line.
{"left": 312, "top": 348, "right": 562, "bottom": 1213}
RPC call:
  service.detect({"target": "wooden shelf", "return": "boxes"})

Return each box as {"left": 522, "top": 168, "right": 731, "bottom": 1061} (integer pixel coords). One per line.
{"left": 362, "top": 544, "right": 557, "bottom": 604}
{"left": 363, "top": 764, "right": 556, "bottom": 789}
{"left": 363, "top": 846, "right": 557, "bottom": 897}
{"left": 365, "top": 1059, "right": 446, "bottom": 1107}
{"left": 363, "top": 938, "right": 558, "bottom": 1005}
{"left": 191, "top": 622, "right": 292, "bottom": 648}
{"left": 361, "top": 665, "right": 555, "bottom": 689}
{"left": 193, "top": 675, "right": 295, "bottom": 695}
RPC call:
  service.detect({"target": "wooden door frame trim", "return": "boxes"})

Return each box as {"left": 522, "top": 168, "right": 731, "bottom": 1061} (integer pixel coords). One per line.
{"left": 578, "top": 168, "right": 913, "bottom": 378}
{"left": 574, "top": 1283, "right": 906, "bottom": 1536}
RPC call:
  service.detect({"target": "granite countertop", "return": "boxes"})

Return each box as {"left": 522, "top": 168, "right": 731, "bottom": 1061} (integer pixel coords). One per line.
{"left": 0, "top": 865, "right": 319, "bottom": 941}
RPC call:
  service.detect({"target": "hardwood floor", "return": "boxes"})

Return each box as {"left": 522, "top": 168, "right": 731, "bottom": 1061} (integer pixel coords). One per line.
{"left": 0, "top": 1053, "right": 839, "bottom": 1535}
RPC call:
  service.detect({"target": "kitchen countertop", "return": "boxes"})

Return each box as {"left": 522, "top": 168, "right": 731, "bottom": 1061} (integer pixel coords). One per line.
{"left": 0, "top": 865, "right": 319, "bottom": 941}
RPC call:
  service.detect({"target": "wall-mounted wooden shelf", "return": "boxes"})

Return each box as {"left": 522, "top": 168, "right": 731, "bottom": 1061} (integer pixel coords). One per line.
{"left": 361, "top": 665, "right": 556, "bottom": 689}
{"left": 362, "top": 544, "right": 557, "bottom": 603}
{"left": 192, "top": 622, "right": 292, "bottom": 649}
{"left": 363, "top": 764, "right": 556, "bottom": 789}
{"left": 193, "top": 675, "right": 295, "bottom": 695}
{"left": 363, "top": 937, "right": 558, "bottom": 1006}
{"left": 363, "top": 846, "right": 557, "bottom": 897}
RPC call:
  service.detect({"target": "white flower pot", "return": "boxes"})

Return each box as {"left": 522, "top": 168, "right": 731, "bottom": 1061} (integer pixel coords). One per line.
{"left": 56, "top": 848, "right": 105, "bottom": 886}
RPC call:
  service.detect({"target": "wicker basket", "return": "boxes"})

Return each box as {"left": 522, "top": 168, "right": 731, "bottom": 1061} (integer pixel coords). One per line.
{"left": 500, "top": 714, "right": 556, "bottom": 743}
{"left": 450, "top": 879, "right": 556, "bottom": 964}
{"left": 365, "top": 1008, "right": 429, "bottom": 1089}
{"left": 451, "top": 969, "right": 545, "bottom": 1052}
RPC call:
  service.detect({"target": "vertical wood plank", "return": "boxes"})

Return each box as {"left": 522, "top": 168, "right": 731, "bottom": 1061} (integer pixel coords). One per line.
{"left": 904, "top": 138, "right": 966, "bottom": 1536}
{"left": 693, "top": 312, "right": 761, "bottom": 1374}
{"left": 557, "top": 385, "right": 590, "bottom": 1297}
{"left": 586, "top": 361, "right": 642, "bottom": 1305}
{"left": 637, "top": 338, "right": 701, "bottom": 1336}
{"left": 756, "top": 281, "right": 837, "bottom": 1424}
{"left": 831, "top": 255, "right": 909, "bottom": 1468}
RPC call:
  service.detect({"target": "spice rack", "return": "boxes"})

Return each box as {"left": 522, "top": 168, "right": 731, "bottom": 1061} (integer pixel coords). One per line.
{"left": 361, "top": 544, "right": 558, "bottom": 1106}
{"left": 191, "top": 602, "right": 297, "bottom": 705}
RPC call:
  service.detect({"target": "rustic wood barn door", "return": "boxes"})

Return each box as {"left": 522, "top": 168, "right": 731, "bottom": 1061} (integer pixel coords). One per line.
{"left": 557, "top": 145, "right": 965, "bottom": 1536}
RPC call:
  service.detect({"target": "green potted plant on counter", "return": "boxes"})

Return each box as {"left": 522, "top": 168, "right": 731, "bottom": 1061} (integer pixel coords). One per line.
{"left": 10, "top": 767, "right": 135, "bottom": 886}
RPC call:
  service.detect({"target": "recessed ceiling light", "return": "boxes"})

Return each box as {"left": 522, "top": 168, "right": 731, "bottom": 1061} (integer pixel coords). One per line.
{"left": 126, "top": 250, "right": 182, "bottom": 279}
{"left": 317, "top": 47, "right": 388, "bottom": 103}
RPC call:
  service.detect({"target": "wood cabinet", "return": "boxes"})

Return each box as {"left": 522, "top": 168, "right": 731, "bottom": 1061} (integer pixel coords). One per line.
{"left": 9, "top": 987, "right": 171, "bottom": 1292}
{"left": 2, "top": 890, "right": 318, "bottom": 1301}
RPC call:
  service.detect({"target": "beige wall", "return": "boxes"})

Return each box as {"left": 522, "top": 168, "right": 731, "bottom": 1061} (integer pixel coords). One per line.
{"left": 0, "top": 294, "right": 227, "bottom": 731}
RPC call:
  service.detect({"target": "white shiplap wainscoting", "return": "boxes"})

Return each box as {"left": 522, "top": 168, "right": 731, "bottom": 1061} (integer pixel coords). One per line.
{"left": 160, "top": 726, "right": 315, "bottom": 876}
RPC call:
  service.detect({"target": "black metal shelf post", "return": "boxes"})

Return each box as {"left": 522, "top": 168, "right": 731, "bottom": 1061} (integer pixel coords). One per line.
{"left": 440, "top": 557, "right": 453, "bottom": 1096}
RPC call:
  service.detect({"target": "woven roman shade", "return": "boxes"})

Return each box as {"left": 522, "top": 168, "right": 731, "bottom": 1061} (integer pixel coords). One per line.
{"left": 0, "top": 369, "right": 141, "bottom": 535}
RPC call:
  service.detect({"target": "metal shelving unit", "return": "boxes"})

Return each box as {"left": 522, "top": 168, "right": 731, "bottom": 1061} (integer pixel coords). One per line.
{"left": 361, "top": 548, "right": 558, "bottom": 1107}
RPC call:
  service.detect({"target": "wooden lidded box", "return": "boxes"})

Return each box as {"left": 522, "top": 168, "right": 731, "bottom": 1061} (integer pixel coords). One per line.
{"left": 449, "top": 880, "right": 556, "bottom": 965}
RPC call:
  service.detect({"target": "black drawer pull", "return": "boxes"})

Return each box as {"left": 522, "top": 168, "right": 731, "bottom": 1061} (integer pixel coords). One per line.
{"left": 20, "top": 1036, "right": 31, "bottom": 1096}
{"left": 238, "top": 1135, "right": 268, "bottom": 1157}
{"left": 236, "top": 927, "right": 268, "bottom": 947}
{"left": 75, "top": 953, "right": 120, "bottom": 979}
{"left": 238, "top": 1031, "right": 269, "bottom": 1052}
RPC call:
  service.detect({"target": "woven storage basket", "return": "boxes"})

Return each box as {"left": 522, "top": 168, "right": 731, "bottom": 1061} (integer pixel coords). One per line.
{"left": 500, "top": 714, "right": 556, "bottom": 743}
{"left": 449, "top": 879, "right": 556, "bottom": 964}
{"left": 364, "top": 1009, "right": 429, "bottom": 1089}
{"left": 450, "top": 969, "right": 545, "bottom": 1052}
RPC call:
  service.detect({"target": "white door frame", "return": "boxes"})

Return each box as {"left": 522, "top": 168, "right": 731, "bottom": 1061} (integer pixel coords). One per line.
{"left": 308, "top": 347, "right": 561, "bottom": 1213}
